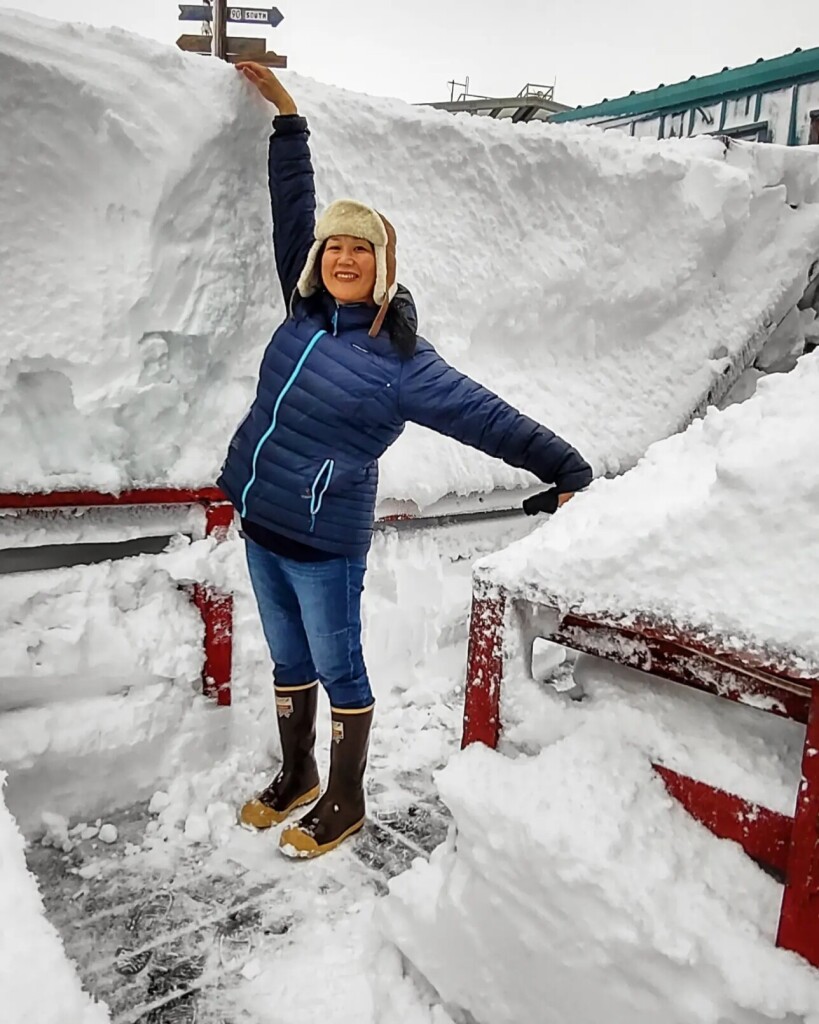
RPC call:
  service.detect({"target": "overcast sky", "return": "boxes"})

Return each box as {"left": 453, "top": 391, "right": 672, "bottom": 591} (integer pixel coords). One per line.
{"left": 8, "top": 0, "right": 817, "bottom": 107}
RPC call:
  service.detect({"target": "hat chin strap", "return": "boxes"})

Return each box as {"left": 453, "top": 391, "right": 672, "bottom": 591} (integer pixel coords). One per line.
{"left": 368, "top": 281, "right": 398, "bottom": 339}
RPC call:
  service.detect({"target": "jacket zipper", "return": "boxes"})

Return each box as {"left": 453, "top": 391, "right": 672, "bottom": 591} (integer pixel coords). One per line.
{"left": 309, "top": 459, "right": 335, "bottom": 533}
{"left": 240, "top": 329, "right": 327, "bottom": 518}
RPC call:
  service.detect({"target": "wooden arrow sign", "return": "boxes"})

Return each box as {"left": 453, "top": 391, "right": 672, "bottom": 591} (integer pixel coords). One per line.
{"left": 177, "top": 33, "right": 267, "bottom": 57}
{"left": 176, "top": 34, "right": 286, "bottom": 66}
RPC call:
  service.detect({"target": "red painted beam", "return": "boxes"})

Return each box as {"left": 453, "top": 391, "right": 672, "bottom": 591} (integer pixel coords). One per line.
{"left": 0, "top": 487, "right": 227, "bottom": 509}
{"left": 555, "top": 615, "right": 814, "bottom": 724}
{"left": 462, "top": 585, "right": 506, "bottom": 750}
{"left": 778, "top": 688, "right": 819, "bottom": 966}
{"left": 654, "top": 764, "right": 792, "bottom": 875}
{"left": 192, "top": 585, "right": 233, "bottom": 707}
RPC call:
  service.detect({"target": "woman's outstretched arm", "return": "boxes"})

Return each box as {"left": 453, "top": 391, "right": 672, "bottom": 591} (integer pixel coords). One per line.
{"left": 398, "top": 344, "right": 593, "bottom": 500}
{"left": 237, "top": 62, "right": 316, "bottom": 305}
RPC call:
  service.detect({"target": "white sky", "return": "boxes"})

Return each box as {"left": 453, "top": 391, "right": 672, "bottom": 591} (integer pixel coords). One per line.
{"left": 6, "top": 0, "right": 817, "bottom": 107}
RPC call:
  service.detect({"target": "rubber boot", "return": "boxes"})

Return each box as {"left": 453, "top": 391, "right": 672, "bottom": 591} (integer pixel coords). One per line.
{"left": 279, "top": 703, "right": 374, "bottom": 858}
{"left": 239, "top": 682, "right": 321, "bottom": 829}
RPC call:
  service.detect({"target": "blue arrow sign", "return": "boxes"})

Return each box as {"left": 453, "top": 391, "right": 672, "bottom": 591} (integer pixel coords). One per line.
{"left": 178, "top": 5, "right": 284, "bottom": 26}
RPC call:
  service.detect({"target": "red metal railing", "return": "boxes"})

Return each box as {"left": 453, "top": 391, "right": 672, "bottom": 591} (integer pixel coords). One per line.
{"left": 0, "top": 487, "right": 235, "bottom": 706}
{"left": 461, "top": 577, "right": 819, "bottom": 969}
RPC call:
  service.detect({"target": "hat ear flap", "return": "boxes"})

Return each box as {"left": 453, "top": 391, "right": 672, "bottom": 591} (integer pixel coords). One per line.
{"left": 371, "top": 213, "right": 397, "bottom": 307}
{"left": 296, "top": 239, "right": 325, "bottom": 298}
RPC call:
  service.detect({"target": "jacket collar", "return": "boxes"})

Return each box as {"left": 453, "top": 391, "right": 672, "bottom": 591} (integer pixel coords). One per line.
{"left": 322, "top": 292, "right": 381, "bottom": 336}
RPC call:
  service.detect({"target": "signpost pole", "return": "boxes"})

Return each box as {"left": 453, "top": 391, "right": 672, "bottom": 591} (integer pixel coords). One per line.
{"left": 212, "top": 0, "right": 227, "bottom": 59}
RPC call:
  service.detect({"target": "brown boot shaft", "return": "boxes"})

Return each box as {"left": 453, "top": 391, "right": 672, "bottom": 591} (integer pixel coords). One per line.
{"left": 280, "top": 704, "right": 374, "bottom": 858}
{"left": 240, "top": 682, "right": 321, "bottom": 829}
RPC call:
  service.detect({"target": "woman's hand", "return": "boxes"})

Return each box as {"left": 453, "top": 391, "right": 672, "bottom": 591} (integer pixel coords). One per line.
{"left": 557, "top": 492, "right": 574, "bottom": 507}
{"left": 236, "top": 61, "right": 297, "bottom": 115}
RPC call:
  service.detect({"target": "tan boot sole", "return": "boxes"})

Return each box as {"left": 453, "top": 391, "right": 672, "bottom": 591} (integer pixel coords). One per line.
{"left": 238, "top": 784, "right": 321, "bottom": 831}
{"left": 279, "top": 816, "right": 366, "bottom": 859}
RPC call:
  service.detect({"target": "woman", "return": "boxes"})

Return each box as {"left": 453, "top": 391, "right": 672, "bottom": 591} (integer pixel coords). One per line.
{"left": 218, "top": 63, "right": 593, "bottom": 859}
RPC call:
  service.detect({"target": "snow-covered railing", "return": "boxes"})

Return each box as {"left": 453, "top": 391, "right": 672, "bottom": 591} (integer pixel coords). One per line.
{"left": 0, "top": 487, "right": 235, "bottom": 706}
{"left": 0, "top": 485, "right": 536, "bottom": 709}
{"left": 461, "top": 572, "right": 819, "bottom": 971}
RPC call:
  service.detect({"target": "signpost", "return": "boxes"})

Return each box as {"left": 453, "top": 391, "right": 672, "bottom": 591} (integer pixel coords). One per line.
{"left": 176, "top": 1, "right": 286, "bottom": 67}
{"left": 213, "top": 0, "right": 227, "bottom": 59}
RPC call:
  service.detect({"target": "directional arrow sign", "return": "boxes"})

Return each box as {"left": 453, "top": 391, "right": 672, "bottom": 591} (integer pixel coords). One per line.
{"left": 179, "top": 5, "right": 284, "bottom": 26}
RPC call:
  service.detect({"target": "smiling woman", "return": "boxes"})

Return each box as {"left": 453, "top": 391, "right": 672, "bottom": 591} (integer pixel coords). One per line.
{"left": 321, "top": 237, "right": 376, "bottom": 304}
{"left": 217, "top": 61, "right": 593, "bottom": 862}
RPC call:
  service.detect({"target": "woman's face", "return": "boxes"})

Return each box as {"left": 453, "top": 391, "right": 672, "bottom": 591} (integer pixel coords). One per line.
{"left": 321, "top": 236, "right": 377, "bottom": 305}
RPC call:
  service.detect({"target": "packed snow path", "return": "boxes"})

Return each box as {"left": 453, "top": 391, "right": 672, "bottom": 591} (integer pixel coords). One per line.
{"left": 28, "top": 794, "right": 449, "bottom": 1024}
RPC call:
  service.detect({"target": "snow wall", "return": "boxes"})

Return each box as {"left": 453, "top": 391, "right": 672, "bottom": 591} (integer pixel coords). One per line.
{"left": 483, "top": 350, "right": 819, "bottom": 667}
{"left": 0, "top": 775, "right": 109, "bottom": 1024}
{"left": 3, "top": 11, "right": 819, "bottom": 508}
{"left": 382, "top": 352, "right": 819, "bottom": 1024}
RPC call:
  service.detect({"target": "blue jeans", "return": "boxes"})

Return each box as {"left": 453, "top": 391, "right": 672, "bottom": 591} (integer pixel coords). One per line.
{"left": 244, "top": 538, "right": 373, "bottom": 709}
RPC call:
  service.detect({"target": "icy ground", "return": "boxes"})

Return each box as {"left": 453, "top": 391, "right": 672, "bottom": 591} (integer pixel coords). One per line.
{"left": 27, "top": 774, "right": 450, "bottom": 1024}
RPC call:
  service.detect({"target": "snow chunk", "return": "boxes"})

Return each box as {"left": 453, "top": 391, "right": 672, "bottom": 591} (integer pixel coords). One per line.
{"left": 148, "top": 790, "right": 171, "bottom": 815}
{"left": 97, "top": 824, "right": 118, "bottom": 844}
{"left": 383, "top": 741, "right": 819, "bottom": 1024}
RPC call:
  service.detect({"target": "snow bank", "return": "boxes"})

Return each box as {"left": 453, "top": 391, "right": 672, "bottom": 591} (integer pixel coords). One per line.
{"left": 0, "top": 776, "right": 109, "bottom": 1024}
{"left": 483, "top": 350, "right": 819, "bottom": 669}
{"left": 3, "top": 11, "right": 819, "bottom": 507}
{"left": 382, "top": 664, "right": 819, "bottom": 1024}
{"left": 0, "top": 538, "right": 233, "bottom": 832}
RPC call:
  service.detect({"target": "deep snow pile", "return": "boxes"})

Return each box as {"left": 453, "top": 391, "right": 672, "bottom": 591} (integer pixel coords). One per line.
{"left": 483, "top": 350, "right": 819, "bottom": 668}
{"left": 0, "top": 776, "right": 109, "bottom": 1024}
{"left": 382, "top": 658, "right": 819, "bottom": 1024}
{"left": 0, "top": 511, "right": 530, "bottom": 832}
{"left": 3, "top": 11, "right": 819, "bottom": 508}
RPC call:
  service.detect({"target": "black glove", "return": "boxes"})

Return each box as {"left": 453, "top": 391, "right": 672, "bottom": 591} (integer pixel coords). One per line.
{"left": 522, "top": 489, "right": 560, "bottom": 516}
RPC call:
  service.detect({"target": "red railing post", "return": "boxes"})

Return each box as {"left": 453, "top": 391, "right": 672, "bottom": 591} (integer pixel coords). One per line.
{"left": 461, "top": 576, "right": 506, "bottom": 750}
{"left": 195, "top": 499, "right": 235, "bottom": 706}
{"left": 777, "top": 687, "right": 819, "bottom": 965}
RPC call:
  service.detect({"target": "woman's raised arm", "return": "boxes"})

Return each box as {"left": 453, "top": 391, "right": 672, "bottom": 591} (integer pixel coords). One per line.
{"left": 237, "top": 62, "right": 316, "bottom": 305}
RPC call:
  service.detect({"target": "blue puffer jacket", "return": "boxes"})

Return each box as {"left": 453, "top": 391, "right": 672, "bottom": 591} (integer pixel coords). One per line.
{"left": 218, "top": 115, "right": 592, "bottom": 557}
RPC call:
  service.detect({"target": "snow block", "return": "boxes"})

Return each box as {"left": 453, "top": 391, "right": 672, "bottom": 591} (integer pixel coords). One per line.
{"left": 383, "top": 740, "right": 819, "bottom": 1024}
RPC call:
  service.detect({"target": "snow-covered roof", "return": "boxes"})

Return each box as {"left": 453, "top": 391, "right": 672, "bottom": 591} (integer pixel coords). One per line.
{"left": 481, "top": 351, "right": 819, "bottom": 670}
{"left": 2, "top": 12, "right": 819, "bottom": 511}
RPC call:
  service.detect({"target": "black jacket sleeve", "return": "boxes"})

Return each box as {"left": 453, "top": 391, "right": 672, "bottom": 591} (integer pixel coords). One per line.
{"left": 398, "top": 346, "right": 593, "bottom": 494}
{"left": 267, "top": 114, "right": 316, "bottom": 304}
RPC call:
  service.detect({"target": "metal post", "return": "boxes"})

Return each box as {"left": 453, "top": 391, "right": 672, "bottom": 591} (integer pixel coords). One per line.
{"left": 777, "top": 686, "right": 819, "bottom": 966}
{"left": 461, "top": 578, "right": 506, "bottom": 749}
{"left": 193, "top": 500, "right": 235, "bottom": 706}
{"left": 212, "top": 0, "right": 227, "bottom": 60}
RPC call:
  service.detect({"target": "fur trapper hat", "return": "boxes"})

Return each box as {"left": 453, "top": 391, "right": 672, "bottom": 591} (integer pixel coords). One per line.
{"left": 296, "top": 199, "right": 398, "bottom": 338}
